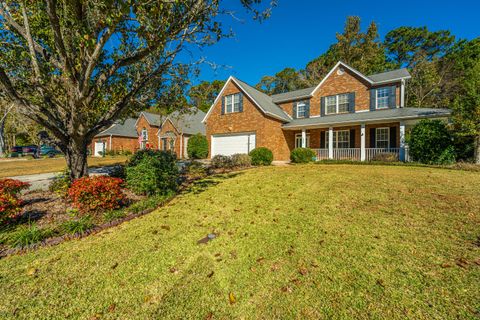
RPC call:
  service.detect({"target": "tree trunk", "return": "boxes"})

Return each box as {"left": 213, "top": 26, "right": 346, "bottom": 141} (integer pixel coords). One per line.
{"left": 0, "top": 117, "right": 5, "bottom": 157}
{"left": 475, "top": 134, "right": 480, "bottom": 165}
{"left": 63, "top": 139, "right": 89, "bottom": 180}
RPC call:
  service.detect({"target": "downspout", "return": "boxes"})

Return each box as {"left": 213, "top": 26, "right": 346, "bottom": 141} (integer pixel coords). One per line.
{"left": 400, "top": 79, "right": 405, "bottom": 107}
{"left": 109, "top": 134, "right": 112, "bottom": 151}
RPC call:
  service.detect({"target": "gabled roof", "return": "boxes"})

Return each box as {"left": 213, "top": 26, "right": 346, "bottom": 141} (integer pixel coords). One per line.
{"left": 96, "top": 118, "right": 138, "bottom": 138}
{"left": 368, "top": 68, "right": 411, "bottom": 84}
{"left": 202, "top": 76, "right": 291, "bottom": 123}
{"left": 271, "top": 86, "right": 316, "bottom": 103}
{"left": 137, "top": 111, "right": 162, "bottom": 127}
{"left": 282, "top": 108, "right": 451, "bottom": 129}
{"left": 163, "top": 107, "right": 206, "bottom": 135}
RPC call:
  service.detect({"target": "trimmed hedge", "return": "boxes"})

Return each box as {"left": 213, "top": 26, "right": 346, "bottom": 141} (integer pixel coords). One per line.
{"left": 126, "top": 150, "right": 179, "bottom": 195}
{"left": 187, "top": 134, "right": 208, "bottom": 159}
{"left": 290, "top": 148, "right": 316, "bottom": 163}
{"left": 249, "top": 147, "right": 273, "bottom": 166}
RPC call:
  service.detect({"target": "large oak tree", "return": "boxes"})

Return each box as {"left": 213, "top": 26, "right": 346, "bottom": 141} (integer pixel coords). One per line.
{"left": 0, "top": 0, "right": 272, "bottom": 178}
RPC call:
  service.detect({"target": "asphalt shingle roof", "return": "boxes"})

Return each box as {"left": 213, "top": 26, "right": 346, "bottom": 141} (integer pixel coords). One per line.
{"left": 142, "top": 111, "right": 162, "bottom": 127}
{"left": 96, "top": 118, "right": 138, "bottom": 138}
{"left": 282, "top": 108, "right": 451, "bottom": 129}
{"left": 167, "top": 108, "right": 206, "bottom": 135}
{"left": 232, "top": 77, "right": 291, "bottom": 122}
{"left": 368, "top": 68, "right": 411, "bottom": 83}
{"left": 271, "top": 87, "right": 316, "bottom": 103}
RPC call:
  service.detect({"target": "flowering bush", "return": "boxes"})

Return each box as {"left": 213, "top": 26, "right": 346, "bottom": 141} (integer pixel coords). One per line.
{"left": 0, "top": 178, "right": 30, "bottom": 195}
{"left": 0, "top": 179, "right": 30, "bottom": 220}
{"left": 67, "top": 176, "right": 126, "bottom": 213}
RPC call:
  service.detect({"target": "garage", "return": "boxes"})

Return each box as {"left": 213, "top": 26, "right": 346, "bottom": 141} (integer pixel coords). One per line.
{"left": 211, "top": 132, "right": 256, "bottom": 156}
{"left": 94, "top": 141, "right": 106, "bottom": 157}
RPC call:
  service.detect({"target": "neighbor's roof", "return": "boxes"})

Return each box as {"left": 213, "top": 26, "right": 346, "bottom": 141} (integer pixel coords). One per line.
{"left": 141, "top": 111, "right": 163, "bottom": 127}
{"left": 167, "top": 107, "right": 206, "bottom": 135}
{"left": 271, "top": 87, "right": 316, "bottom": 103}
{"left": 96, "top": 118, "right": 138, "bottom": 138}
{"left": 368, "top": 68, "right": 411, "bottom": 84}
{"left": 282, "top": 108, "right": 451, "bottom": 129}
{"left": 231, "top": 77, "right": 291, "bottom": 122}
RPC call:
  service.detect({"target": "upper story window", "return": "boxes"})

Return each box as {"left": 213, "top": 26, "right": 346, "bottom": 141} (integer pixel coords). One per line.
{"left": 141, "top": 128, "right": 148, "bottom": 141}
{"left": 296, "top": 102, "right": 307, "bottom": 118}
{"left": 225, "top": 93, "right": 241, "bottom": 113}
{"left": 376, "top": 87, "right": 391, "bottom": 109}
{"left": 325, "top": 93, "right": 351, "bottom": 115}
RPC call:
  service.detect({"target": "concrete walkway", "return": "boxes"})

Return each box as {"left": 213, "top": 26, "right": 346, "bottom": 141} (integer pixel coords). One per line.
{"left": 10, "top": 166, "right": 117, "bottom": 191}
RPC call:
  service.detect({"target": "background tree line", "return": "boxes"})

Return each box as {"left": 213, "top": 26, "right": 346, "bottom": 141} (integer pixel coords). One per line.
{"left": 188, "top": 16, "right": 479, "bottom": 162}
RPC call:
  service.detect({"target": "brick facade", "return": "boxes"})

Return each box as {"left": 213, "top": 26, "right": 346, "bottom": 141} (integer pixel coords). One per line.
{"left": 157, "top": 118, "right": 186, "bottom": 158}
{"left": 205, "top": 81, "right": 291, "bottom": 160}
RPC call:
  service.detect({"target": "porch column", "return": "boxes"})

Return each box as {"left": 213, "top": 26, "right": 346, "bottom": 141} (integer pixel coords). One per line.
{"left": 360, "top": 124, "right": 366, "bottom": 161}
{"left": 399, "top": 121, "right": 406, "bottom": 162}
{"left": 328, "top": 127, "right": 333, "bottom": 159}
{"left": 301, "top": 129, "right": 306, "bottom": 148}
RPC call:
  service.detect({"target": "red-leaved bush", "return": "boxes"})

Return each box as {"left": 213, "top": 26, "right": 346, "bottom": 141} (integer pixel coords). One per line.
{"left": 0, "top": 178, "right": 30, "bottom": 220}
{"left": 67, "top": 176, "right": 126, "bottom": 213}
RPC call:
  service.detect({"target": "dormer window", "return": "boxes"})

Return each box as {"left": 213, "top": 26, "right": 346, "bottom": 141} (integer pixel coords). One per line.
{"left": 376, "top": 87, "right": 391, "bottom": 109}
{"left": 225, "top": 93, "right": 241, "bottom": 113}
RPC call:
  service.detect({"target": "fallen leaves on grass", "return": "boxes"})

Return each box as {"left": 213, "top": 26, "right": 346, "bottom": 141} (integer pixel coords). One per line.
{"left": 228, "top": 292, "right": 236, "bottom": 304}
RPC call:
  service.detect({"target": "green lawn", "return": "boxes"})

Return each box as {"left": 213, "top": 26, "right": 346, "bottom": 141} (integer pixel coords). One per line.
{"left": 0, "top": 165, "right": 479, "bottom": 319}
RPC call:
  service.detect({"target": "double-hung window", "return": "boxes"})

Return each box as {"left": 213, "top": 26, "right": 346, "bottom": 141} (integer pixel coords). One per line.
{"left": 376, "top": 87, "right": 390, "bottom": 109}
{"left": 375, "top": 128, "right": 390, "bottom": 148}
{"left": 325, "top": 94, "right": 351, "bottom": 115}
{"left": 326, "top": 130, "right": 350, "bottom": 149}
{"left": 225, "top": 93, "right": 241, "bottom": 113}
{"left": 296, "top": 102, "right": 307, "bottom": 118}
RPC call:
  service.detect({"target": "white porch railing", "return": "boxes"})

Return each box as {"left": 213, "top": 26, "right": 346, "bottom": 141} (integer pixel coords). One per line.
{"left": 312, "top": 147, "right": 410, "bottom": 162}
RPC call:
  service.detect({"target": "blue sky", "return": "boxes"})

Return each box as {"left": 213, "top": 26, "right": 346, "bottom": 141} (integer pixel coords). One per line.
{"left": 192, "top": 0, "right": 478, "bottom": 85}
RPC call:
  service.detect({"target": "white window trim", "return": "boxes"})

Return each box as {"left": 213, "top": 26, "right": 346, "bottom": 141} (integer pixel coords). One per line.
{"left": 295, "top": 133, "right": 310, "bottom": 148}
{"left": 225, "top": 93, "right": 241, "bottom": 114}
{"left": 141, "top": 128, "right": 148, "bottom": 141}
{"left": 325, "top": 94, "right": 350, "bottom": 115}
{"left": 375, "top": 127, "right": 390, "bottom": 148}
{"left": 376, "top": 87, "right": 390, "bottom": 110}
{"left": 326, "top": 130, "right": 350, "bottom": 149}
{"left": 296, "top": 102, "right": 307, "bottom": 118}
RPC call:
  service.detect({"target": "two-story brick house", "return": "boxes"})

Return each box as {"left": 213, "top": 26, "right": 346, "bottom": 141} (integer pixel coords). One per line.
{"left": 92, "top": 108, "right": 205, "bottom": 158}
{"left": 203, "top": 61, "right": 451, "bottom": 161}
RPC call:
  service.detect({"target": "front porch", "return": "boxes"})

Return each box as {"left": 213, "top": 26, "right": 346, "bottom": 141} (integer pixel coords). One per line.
{"left": 292, "top": 122, "right": 410, "bottom": 162}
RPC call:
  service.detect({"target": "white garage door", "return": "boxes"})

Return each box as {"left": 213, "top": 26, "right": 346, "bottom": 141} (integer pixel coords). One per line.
{"left": 211, "top": 133, "right": 256, "bottom": 156}
{"left": 94, "top": 141, "right": 105, "bottom": 157}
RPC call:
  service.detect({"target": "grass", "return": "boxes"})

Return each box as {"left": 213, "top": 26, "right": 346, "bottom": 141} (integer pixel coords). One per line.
{"left": 0, "top": 156, "right": 128, "bottom": 178}
{"left": 0, "top": 165, "right": 479, "bottom": 319}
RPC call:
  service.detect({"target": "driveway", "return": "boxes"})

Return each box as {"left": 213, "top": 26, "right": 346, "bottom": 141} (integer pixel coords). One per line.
{"left": 10, "top": 166, "right": 118, "bottom": 191}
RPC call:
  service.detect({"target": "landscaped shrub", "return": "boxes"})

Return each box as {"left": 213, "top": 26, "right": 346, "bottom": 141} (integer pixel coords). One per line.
{"left": 10, "top": 224, "right": 51, "bottom": 248}
{"left": 49, "top": 169, "right": 71, "bottom": 198}
{"left": 68, "top": 176, "right": 126, "bottom": 213}
{"left": 249, "top": 147, "right": 273, "bottom": 166}
{"left": 290, "top": 148, "right": 316, "bottom": 163}
{"left": 371, "top": 152, "right": 398, "bottom": 162}
{"left": 211, "top": 155, "right": 233, "bottom": 169}
{"left": 187, "top": 134, "right": 208, "bottom": 159}
{"left": 0, "top": 178, "right": 30, "bottom": 195}
{"left": 109, "top": 165, "right": 126, "bottom": 179}
{"left": 0, "top": 179, "right": 30, "bottom": 220}
{"left": 231, "top": 153, "right": 252, "bottom": 167}
{"left": 186, "top": 161, "right": 208, "bottom": 179}
{"left": 61, "top": 215, "right": 94, "bottom": 234}
{"left": 126, "top": 150, "right": 179, "bottom": 195}
{"left": 408, "top": 120, "right": 456, "bottom": 164}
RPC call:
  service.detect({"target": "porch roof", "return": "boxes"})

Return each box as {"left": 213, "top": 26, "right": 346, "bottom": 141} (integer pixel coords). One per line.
{"left": 282, "top": 108, "right": 451, "bottom": 130}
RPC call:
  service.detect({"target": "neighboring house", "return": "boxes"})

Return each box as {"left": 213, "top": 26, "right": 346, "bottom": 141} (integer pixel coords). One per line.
{"left": 203, "top": 61, "right": 451, "bottom": 161}
{"left": 92, "top": 108, "right": 205, "bottom": 158}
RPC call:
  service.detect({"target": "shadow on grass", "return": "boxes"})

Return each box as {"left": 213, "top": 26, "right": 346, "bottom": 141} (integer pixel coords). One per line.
{"left": 154, "top": 254, "right": 227, "bottom": 319}
{"left": 182, "top": 172, "right": 244, "bottom": 195}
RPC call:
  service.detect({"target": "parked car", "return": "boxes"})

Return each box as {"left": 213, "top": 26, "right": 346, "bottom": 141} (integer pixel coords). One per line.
{"left": 39, "top": 145, "right": 62, "bottom": 157}
{"left": 10, "top": 145, "right": 39, "bottom": 158}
